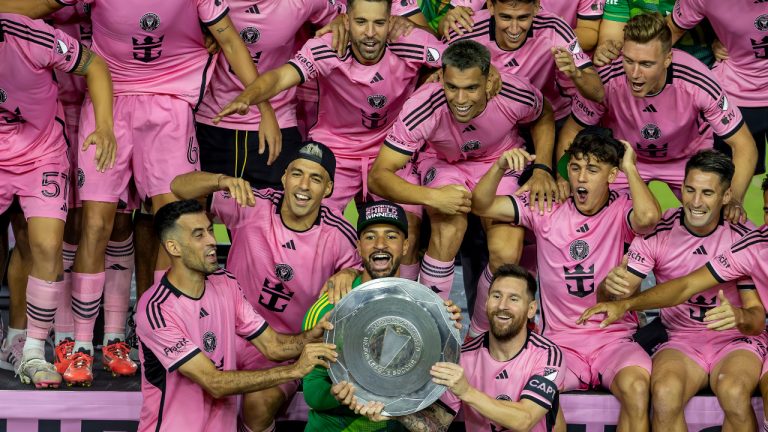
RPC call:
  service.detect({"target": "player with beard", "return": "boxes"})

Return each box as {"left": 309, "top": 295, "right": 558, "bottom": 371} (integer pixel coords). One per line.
{"left": 558, "top": 13, "right": 756, "bottom": 225}
{"left": 334, "top": 263, "right": 565, "bottom": 432}
{"left": 473, "top": 127, "right": 661, "bottom": 431}
{"left": 300, "top": 200, "right": 463, "bottom": 431}
{"left": 135, "top": 200, "right": 337, "bottom": 432}
{"left": 172, "top": 141, "right": 361, "bottom": 432}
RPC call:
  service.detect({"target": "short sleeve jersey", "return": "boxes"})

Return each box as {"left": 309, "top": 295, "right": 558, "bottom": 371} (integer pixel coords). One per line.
{"left": 58, "top": 0, "right": 229, "bottom": 107}
{"left": 510, "top": 191, "right": 640, "bottom": 338}
{"left": 671, "top": 0, "right": 768, "bottom": 107}
{"left": 211, "top": 188, "right": 361, "bottom": 334}
{"left": 383, "top": 79, "right": 543, "bottom": 163}
{"left": 288, "top": 30, "right": 445, "bottom": 158}
{"left": 439, "top": 331, "right": 565, "bottom": 432}
{"left": 707, "top": 226, "right": 768, "bottom": 307}
{"left": 195, "top": 0, "right": 342, "bottom": 130}
{"left": 0, "top": 13, "right": 81, "bottom": 171}
{"left": 135, "top": 271, "right": 268, "bottom": 432}
{"left": 626, "top": 208, "right": 756, "bottom": 334}
{"left": 447, "top": 9, "right": 591, "bottom": 120}
{"left": 571, "top": 50, "right": 743, "bottom": 164}
{"left": 540, "top": 0, "right": 605, "bottom": 27}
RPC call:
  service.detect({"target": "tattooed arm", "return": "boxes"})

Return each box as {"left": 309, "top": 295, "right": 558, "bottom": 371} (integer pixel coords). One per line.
{"left": 397, "top": 404, "right": 455, "bottom": 432}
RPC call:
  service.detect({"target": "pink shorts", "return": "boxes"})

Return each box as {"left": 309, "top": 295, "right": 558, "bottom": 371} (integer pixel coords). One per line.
{"left": 658, "top": 330, "right": 768, "bottom": 375}
{"left": 0, "top": 155, "right": 70, "bottom": 221}
{"left": 610, "top": 159, "right": 685, "bottom": 199}
{"left": 323, "top": 155, "right": 422, "bottom": 217}
{"left": 419, "top": 157, "right": 522, "bottom": 195}
{"left": 78, "top": 94, "right": 199, "bottom": 203}
{"left": 236, "top": 337, "right": 300, "bottom": 398}
{"left": 558, "top": 335, "right": 652, "bottom": 392}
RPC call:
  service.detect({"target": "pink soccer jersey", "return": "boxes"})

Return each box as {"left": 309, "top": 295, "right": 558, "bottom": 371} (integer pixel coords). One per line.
{"left": 450, "top": 0, "right": 486, "bottom": 10}
{"left": 288, "top": 30, "right": 445, "bottom": 158}
{"left": 447, "top": 9, "right": 591, "bottom": 120}
{"left": 708, "top": 226, "right": 768, "bottom": 307}
{"left": 58, "top": 0, "right": 229, "bottom": 106}
{"left": 384, "top": 78, "right": 543, "bottom": 163}
{"left": 571, "top": 50, "right": 743, "bottom": 183}
{"left": 540, "top": 0, "right": 605, "bottom": 27}
{"left": 671, "top": 0, "right": 768, "bottom": 107}
{"left": 0, "top": 13, "right": 81, "bottom": 171}
{"left": 439, "top": 331, "right": 565, "bottom": 432}
{"left": 196, "top": 0, "right": 342, "bottom": 131}
{"left": 135, "top": 271, "right": 268, "bottom": 432}
{"left": 211, "top": 188, "right": 361, "bottom": 334}
{"left": 626, "top": 208, "right": 756, "bottom": 335}
{"left": 510, "top": 191, "right": 640, "bottom": 341}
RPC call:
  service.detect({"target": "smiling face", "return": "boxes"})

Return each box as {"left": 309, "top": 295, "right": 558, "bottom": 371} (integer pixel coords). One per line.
{"left": 358, "top": 224, "right": 408, "bottom": 280}
{"left": 485, "top": 276, "right": 536, "bottom": 341}
{"left": 346, "top": 0, "right": 390, "bottom": 63}
{"left": 622, "top": 38, "right": 671, "bottom": 97}
{"left": 681, "top": 169, "right": 730, "bottom": 234}
{"left": 490, "top": 0, "right": 537, "bottom": 51}
{"left": 568, "top": 153, "right": 618, "bottom": 215}
{"left": 443, "top": 65, "right": 488, "bottom": 123}
{"left": 165, "top": 213, "right": 219, "bottom": 275}
{"left": 281, "top": 159, "right": 332, "bottom": 221}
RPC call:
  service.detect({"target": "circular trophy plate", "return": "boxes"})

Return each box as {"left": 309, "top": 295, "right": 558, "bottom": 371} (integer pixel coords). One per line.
{"left": 325, "top": 277, "right": 461, "bottom": 416}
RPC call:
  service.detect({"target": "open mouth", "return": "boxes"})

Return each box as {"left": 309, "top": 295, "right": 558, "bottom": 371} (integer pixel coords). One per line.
{"left": 575, "top": 187, "right": 588, "bottom": 203}
{"left": 205, "top": 249, "right": 217, "bottom": 263}
{"left": 506, "top": 31, "right": 523, "bottom": 42}
{"left": 630, "top": 81, "right": 644, "bottom": 92}
{"left": 688, "top": 208, "right": 707, "bottom": 218}
{"left": 453, "top": 104, "right": 471, "bottom": 116}
{"left": 361, "top": 40, "right": 379, "bottom": 54}
{"left": 294, "top": 192, "right": 311, "bottom": 206}
{"left": 369, "top": 252, "right": 393, "bottom": 271}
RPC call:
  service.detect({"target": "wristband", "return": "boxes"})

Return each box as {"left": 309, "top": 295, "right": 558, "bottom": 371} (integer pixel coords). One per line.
{"left": 532, "top": 164, "right": 553, "bottom": 176}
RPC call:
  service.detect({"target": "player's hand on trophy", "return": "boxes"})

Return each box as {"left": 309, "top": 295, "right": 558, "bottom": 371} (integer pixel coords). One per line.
{"left": 430, "top": 362, "right": 470, "bottom": 399}
{"left": 82, "top": 127, "right": 117, "bottom": 173}
{"left": 444, "top": 300, "right": 463, "bottom": 330}
{"left": 618, "top": 140, "right": 638, "bottom": 174}
{"left": 322, "top": 268, "right": 361, "bottom": 304}
{"left": 387, "top": 15, "right": 415, "bottom": 42}
{"left": 427, "top": 184, "right": 472, "bottom": 215}
{"left": 213, "top": 94, "right": 251, "bottom": 124}
{"left": 293, "top": 343, "right": 338, "bottom": 376}
{"left": 516, "top": 164, "right": 558, "bottom": 215}
{"left": 218, "top": 175, "right": 255, "bottom": 207}
{"left": 257, "top": 106, "right": 282, "bottom": 166}
{"left": 592, "top": 39, "right": 622, "bottom": 67}
{"left": 306, "top": 312, "right": 334, "bottom": 341}
{"left": 331, "top": 381, "right": 360, "bottom": 408}
{"left": 551, "top": 46, "right": 581, "bottom": 80}
{"left": 353, "top": 400, "right": 390, "bottom": 422}
{"left": 604, "top": 256, "right": 633, "bottom": 299}
{"left": 577, "top": 300, "right": 629, "bottom": 328}
{"left": 439, "top": 6, "right": 474, "bottom": 39}
{"left": 703, "top": 290, "right": 739, "bottom": 331}
{"left": 316, "top": 14, "right": 348, "bottom": 57}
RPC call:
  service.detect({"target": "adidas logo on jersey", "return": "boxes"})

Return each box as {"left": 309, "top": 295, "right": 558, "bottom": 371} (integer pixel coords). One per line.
{"left": 370, "top": 72, "right": 384, "bottom": 84}
{"left": 576, "top": 223, "right": 590, "bottom": 233}
{"left": 495, "top": 370, "right": 509, "bottom": 380}
{"left": 199, "top": 307, "right": 210, "bottom": 318}
{"left": 504, "top": 58, "right": 519, "bottom": 67}
{"left": 642, "top": 104, "right": 657, "bottom": 113}
{"left": 463, "top": 124, "right": 477, "bottom": 133}
{"left": 693, "top": 245, "right": 707, "bottom": 255}
{"left": 245, "top": 4, "right": 259, "bottom": 13}
{"left": 282, "top": 240, "right": 296, "bottom": 250}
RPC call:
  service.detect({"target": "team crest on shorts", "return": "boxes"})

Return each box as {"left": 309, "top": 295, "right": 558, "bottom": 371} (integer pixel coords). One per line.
{"left": 569, "top": 239, "right": 590, "bottom": 260}
{"left": 240, "top": 27, "right": 260, "bottom": 44}
{"left": 139, "top": 13, "right": 161, "bottom": 32}
{"left": 0, "top": 89, "right": 6, "bottom": 104}
{"left": 641, "top": 123, "right": 661, "bottom": 140}
{"left": 202, "top": 331, "right": 217, "bottom": 353}
{"left": 367, "top": 95, "right": 387, "bottom": 109}
{"left": 423, "top": 167, "right": 436, "bottom": 185}
{"left": 718, "top": 95, "right": 729, "bottom": 111}
{"left": 495, "top": 394, "right": 512, "bottom": 401}
{"left": 756, "top": 14, "right": 768, "bottom": 31}
{"left": 77, "top": 168, "right": 85, "bottom": 188}
{"left": 275, "top": 263, "right": 294, "bottom": 282}
{"left": 461, "top": 140, "right": 480, "bottom": 152}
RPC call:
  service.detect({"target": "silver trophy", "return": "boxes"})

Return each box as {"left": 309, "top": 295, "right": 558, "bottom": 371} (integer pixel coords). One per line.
{"left": 325, "top": 277, "right": 462, "bottom": 416}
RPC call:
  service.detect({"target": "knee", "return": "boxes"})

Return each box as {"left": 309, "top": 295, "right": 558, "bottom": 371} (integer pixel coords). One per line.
{"left": 717, "top": 377, "right": 755, "bottom": 413}
{"left": 617, "top": 371, "right": 650, "bottom": 412}
{"left": 243, "top": 390, "right": 285, "bottom": 429}
{"left": 651, "top": 376, "right": 685, "bottom": 414}
{"left": 80, "top": 210, "right": 115, "bottom": 244}
{"left": 487, "top": 236, "right": 523, "bottom": 268}
{"left": 110, "top": 213, "right": 134, "bottom": 240}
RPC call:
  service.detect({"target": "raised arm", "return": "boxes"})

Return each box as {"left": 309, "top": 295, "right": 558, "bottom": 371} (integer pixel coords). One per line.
{"left": 213, "top": 64, "right": 302, "bottom": 124}
{"left": 622, "top": 141, "right": 661, "bottom": 233}
{"left": 171, "top": 171, "right": 255, "bottom": 207}
{"left": 471, "top": 149, "right": 533, "bottom": 222}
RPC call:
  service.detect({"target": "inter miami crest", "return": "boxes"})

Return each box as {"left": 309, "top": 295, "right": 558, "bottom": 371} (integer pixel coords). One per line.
{"left": 274, "top": 263, "right": 294, "bottom": 282}
{"left": 139, "top": 13, "right": 161, "bottom": 32}
{"left": 240, "top": 26, "right": 260, "bottom": 44}
{"left": 569, "top": 239, "right": 590, "bottom": 260}
{"left": 0, "top": 89, "right": 6, "bottom": 104}
{"left": 641, "top": 123, "right": 661, "bottom": 140}
{"left": 77, "top": 168, "right": 85, "bottom": 189}
{"left": 426, "top": 47, "right": 440, "bottom": 63}
{"left": 718, "top": 95, "right": 729, "bottom": 111}
{"left": 423, "top": 167, "right": 436, "bottom": 185}
{"left": 202, "top": 331, "right": 217, "bottom": 353}
{"left": 756, "top": 14, "right": 768, "bottom": 31}
{"left": 367, "top": 94, "right": 387, "bottom": 109}
{"left": 460, "top": 140, "right": 480, "bottom": 153}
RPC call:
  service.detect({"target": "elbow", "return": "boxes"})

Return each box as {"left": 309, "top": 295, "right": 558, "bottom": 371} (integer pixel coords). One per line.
{"left": 505, "top": 413, "right": 536, "bottom": 432}
{"left": 169, "top": 175, "right": 192, "bottom": 200}
{"left": 367, "top": 168, "right": 386, "bottom": 197}
{"left": 635, "top": 208, "right": 662, "bottom": 233}
{"left": 200, "top": 375, "right": 227, "bottom": 400}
